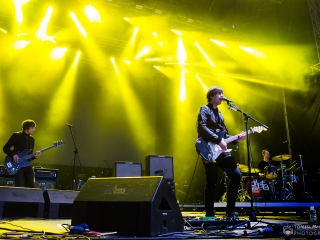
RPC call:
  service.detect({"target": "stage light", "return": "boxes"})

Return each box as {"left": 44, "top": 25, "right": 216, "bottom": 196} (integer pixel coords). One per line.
{"left": 110, "top": 58, "right": 119, "bottom": 75}
{"left": 195, "top": 74, "right": 208, "bottom": 91}
{"left": 171, "top": 29, "right": 183, "bottom": 36}
{"left": 152, "top": 32, "right": 158, "bottom": 38}
{"left": 36, "top": 6, "right": 55, "bottom": 42}
{"left": 145, "top": 58, "right": 163, "bottom": 62}
{"left": 210, "top": 39, "right": 229, "bottom": 48}
{"left": 73, "top": 51, "right": 81, "bottom": 68}
{"left": 84, "top": 5, "right": 101, "bottom": 23}
{"left": 179, "top": 70, "right": 186, "bottom": 102}
{"left": 177, "top": 38, "right": 186, "bottom": 65}
{"left": 50, "top": 47, "right": 67, "bottom": 60}
{"left": 153, "top": 66, "right": 161, "bottom": 71}
{"left": 0, "top": 28, "right": 7, "bottom": 34}
{"left": 239, "top": 46, "right": 266, "bottom": 58}
{"left": 135, "top": 46, "right": 152, "bottom": 60}
{"left": 124, "top": 17, "right": 130, "bottom": 22}
{"left": 12, "top": 0, "right": 30, "bottom": 25}
{"left": 70, "top": 12, "right": 87, "bottom": 38}
{"left": 130, "top": 27, "right": 139, "bottom": 46}
{"left": 124, "top": 60, "right": 131, "bottom": 65}
{"left": 194, "top": 41, "right": 216, "bottom": 68}
{"left": 13, "top": 40, "right": 30, "bottom": 50}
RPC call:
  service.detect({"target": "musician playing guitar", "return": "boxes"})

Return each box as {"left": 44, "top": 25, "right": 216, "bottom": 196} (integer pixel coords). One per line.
{"left": 197, "top": 86, "right": 245, "bottom": 220}
{"left": 3, "top": 119, "right": 41, "bottom": 188}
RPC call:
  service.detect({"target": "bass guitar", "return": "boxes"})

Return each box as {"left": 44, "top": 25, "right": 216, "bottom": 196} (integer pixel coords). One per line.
{"left": 4, "top": 140, "right": 65, "bottom": 175}
{"left": 195, "top": 126, "right": 267, "bottom": 163}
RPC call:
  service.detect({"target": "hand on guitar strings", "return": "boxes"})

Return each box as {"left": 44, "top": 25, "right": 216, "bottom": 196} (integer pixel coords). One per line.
{"left": 237, "top": 132, "right": 246, "bottom": 142}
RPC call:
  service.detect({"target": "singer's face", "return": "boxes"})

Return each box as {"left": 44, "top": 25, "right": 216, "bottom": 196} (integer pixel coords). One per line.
{"left": 211, "top": 92, "right": 223, "bottom": 106}
{"left": 25, "top": 127, "right": 35, "bottom": 134}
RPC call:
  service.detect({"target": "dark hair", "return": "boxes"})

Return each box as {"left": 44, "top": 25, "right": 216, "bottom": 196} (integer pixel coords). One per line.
{"left": 262, "top": 149, "right": 269, "bottom": 156}
{"left": 206, "top": 86, "right": 223, "bottom": 103}
{"left": 22, "top": 119, "right": 36, "bottom": 131}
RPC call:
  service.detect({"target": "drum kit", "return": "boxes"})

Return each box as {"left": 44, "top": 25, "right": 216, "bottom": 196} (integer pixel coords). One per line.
{"left": 236, "top": 154, "right": 299, "bottom": 202}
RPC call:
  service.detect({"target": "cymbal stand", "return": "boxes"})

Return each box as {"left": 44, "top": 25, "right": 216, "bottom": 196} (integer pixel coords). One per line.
{"left": 279, "top": 160, "right": 293, "bottom": 201}
{"left": 299, "top": 154, "right": 312, "bottom": 199}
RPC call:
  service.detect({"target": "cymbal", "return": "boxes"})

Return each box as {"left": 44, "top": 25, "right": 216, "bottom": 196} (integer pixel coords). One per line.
{"left": 237, "top": 163, "right": 248, "bottom": 172}
{"left": 272, "top": 154, "right": 291, "bottom": 161}
{"left": 237, "top": 164, "right": 261, "bottom": 173}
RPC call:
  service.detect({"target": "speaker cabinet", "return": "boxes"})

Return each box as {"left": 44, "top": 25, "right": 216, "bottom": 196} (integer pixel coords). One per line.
{"left": 35, "top": 179, "right": 57, "bottom": 191}
{"left": 146, "top": 155, "right": 174, "bottom": 181}
{"left": 71, "top": 177, "right": 184, "bottom": 236}
{"left": 0, "top": 186, "right": 44, "bottom": 218}
{"left": 113, "top": 161, "right": 142, "bottom": 177}
{"left": 43, "top": 190, "right": 79, "bottom": 219}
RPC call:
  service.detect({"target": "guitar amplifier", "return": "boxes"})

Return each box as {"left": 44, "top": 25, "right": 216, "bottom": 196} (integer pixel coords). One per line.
{"left": 0, "top": 166, "right": 15, "bottom": 186}
{"left": 113, "top": 162, "right": 142, "bottom": 177}
{"left": 34, "top": 168, "right": 59, "bottom": 191}
{"left": 146, "top": 155, "right": 174, "bottom": 181}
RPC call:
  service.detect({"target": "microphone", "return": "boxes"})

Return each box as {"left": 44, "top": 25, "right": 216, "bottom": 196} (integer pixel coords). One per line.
{"left": 65, "top": 123, "right": 73, "bottom": 127}
{"left": 154, "top": 169, "right": 164, "bottom": 174}
{"left": 221, "top": 97, "right": 233, "bottom": 103}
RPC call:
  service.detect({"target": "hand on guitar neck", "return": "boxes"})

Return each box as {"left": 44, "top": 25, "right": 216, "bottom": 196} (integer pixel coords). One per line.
{"left": 219, "top": 131, "right": 246, "bottom": 151}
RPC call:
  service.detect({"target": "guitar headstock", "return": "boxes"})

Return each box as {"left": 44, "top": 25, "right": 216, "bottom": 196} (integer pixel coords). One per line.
{"left": 252, "top": 126, "right": 267, "bottom": 133}
{"left": 54, "top": 140, "right": 65, "bottom": 147}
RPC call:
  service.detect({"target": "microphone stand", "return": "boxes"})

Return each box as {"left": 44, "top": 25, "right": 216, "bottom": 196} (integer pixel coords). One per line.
{"left": 225, "top": 100, "right": 269, "bottom": 227}
{"left": 66, "top": 125, "right": 83, "bottom": 190}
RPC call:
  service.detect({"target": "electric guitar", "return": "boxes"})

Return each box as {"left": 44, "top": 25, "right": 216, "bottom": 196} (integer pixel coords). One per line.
{"left": 4, "top": 141, "right": 65, "bottom": 175}
{"left": 195, "top": 126, "right": 267, "bottom": 163}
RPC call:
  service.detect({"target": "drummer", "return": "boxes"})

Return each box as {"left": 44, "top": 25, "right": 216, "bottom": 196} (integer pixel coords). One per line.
{"left": 258, "top": 149, "right": 276, "bottom": 176}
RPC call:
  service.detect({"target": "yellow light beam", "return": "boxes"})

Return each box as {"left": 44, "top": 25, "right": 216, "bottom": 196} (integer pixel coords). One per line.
{"left": 195, "top": 74, "right": 208, "bottom": 91}
{"left": 130, "top": 27, "right": 139, "bottom": 46}
{"left": 84, "top": 5, "right": 101, "bottom": 23}
{"left": 135, "top": 46, "right": 152, "bottom": 60}
{"left": 49, "top": 47, "right": 67, "bottom": 60}
{"left": 72, "top": 51, "right": 81, "bottom": 68}
{"left": 179, "top": 70, "right": 186, "bottom": 102}
{"left": 36, "top": 6, "right": 54, "bottom": 42}
{"left": 239, "top": 46, "right": 266, "bottom": 59}
{"left": 177, "top": 37, "right": 187, "bottom": 65}
{"left": 210, "top": 39, "right": 229, "bottom": 48}
{"left": 70, "top": 12, "right": 88, "bottom": 38}
{"left": 13, "top": 40, "right": 30, "bottom": 50}
{"left": 0, "top": 28, "right": 8, "bottom": 34}
{"left": 12, "top": 0, "right": 30, "bottom": 25}
{"left": 171, "top": 29, "right": 183, "bottom": 36}
{"left": 194, "top": 41, "right": 216, "bottom": 67}
{"left": 45, "top": 52, "right": 80, "bottom": 131}
{"left": 110, "top": 58, "right": 120, "bottom": 75}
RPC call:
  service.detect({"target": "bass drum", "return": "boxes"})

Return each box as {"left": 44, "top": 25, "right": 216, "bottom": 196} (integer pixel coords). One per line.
{"left": 244, "top": 177, "right": 270, "bottom": 201}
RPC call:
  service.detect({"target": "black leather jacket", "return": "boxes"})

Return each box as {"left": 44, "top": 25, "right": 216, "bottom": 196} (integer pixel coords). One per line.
{"left": 197, "top": 104, "right": 233, "bottom": 144}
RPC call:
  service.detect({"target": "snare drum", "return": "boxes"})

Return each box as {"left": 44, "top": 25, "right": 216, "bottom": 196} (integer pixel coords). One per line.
{"left": 264, "top": 165, "right": 278, "bottom": 179}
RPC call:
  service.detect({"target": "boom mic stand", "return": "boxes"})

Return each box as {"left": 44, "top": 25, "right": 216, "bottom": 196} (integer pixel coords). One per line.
{"left": 66, "top": 124, "right": 83, "bottom": 190}
{"left": 225, "top": 100, "right": 269, "bottom": 226}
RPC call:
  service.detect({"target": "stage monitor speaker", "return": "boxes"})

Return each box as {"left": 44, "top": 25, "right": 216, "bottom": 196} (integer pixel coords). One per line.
{"left": 113, "top": 161, "right": 142, "bottom": 177}
{"left": 146, "top": 155, "right": 174, "bottom": 181}
{"left": 43, "top": 190, "right": 79, "bottom": 219}
{"left": 71, "top": 177, "right": 184, "bottom": 236}
{"left": 0, "top": 186, "right": 44, "bottom": 218}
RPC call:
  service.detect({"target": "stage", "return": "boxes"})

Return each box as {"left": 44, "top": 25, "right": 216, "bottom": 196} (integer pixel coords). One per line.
{"left": 0, "top": 201, "right": 316, "bottom": 239}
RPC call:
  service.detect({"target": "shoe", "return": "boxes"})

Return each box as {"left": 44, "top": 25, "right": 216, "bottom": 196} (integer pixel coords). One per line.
{"left": 224, "top": 212, "right": 239, "bottom": 221}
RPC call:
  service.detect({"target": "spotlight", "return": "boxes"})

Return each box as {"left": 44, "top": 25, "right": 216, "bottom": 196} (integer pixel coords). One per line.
{"left": 13, "top": 40, "right": 30, "bottom": 50}
{"left": 50, "top": 47, "right": 67, "bottom": 60}
{"left": 70, "top": 12, "right": 88, "bottom": 38}
{"left": 84, "top": 5, "right": 101, "bottom": 23}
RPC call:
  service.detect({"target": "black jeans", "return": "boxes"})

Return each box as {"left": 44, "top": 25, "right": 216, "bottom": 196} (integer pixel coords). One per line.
{"left": 14, "top": 165, "right": 35, "bottom": 188}
{"left": 202, "top": 153, "right": 241, "bottom": 216}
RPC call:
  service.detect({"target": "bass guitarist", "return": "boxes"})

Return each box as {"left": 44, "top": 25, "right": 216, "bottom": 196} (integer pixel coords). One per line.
{"left": 3, "top": 119, "right": 41, "bottom": 187}
{"left": 197, "top": 86, "right": 245, "bottom": 220}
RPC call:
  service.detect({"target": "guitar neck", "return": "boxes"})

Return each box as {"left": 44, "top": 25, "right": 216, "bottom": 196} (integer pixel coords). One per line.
{"left": 21, "top": 145, "right": 55, "bottom": 161}
{"left": 224, "top": 128, "right": 253, "bottom": 144}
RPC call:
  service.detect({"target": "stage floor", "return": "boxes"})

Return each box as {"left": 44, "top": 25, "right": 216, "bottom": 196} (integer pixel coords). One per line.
{"left": 0, "top": 211, "right": 312, "bottom": 239}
